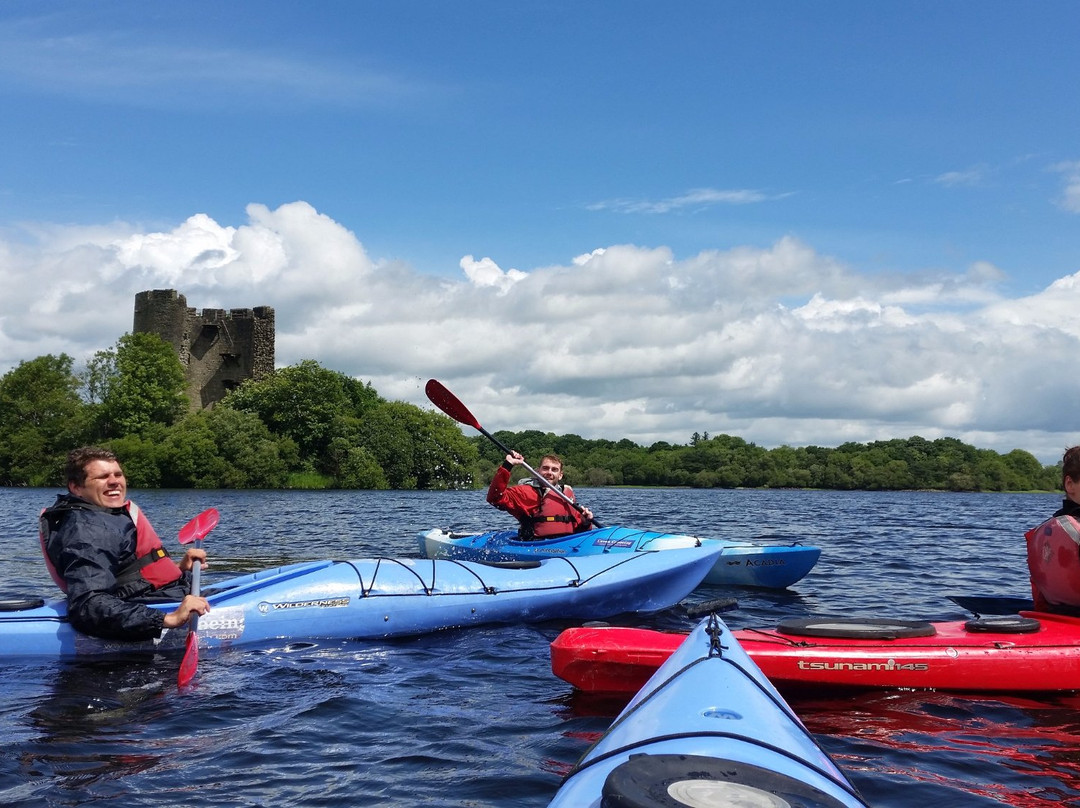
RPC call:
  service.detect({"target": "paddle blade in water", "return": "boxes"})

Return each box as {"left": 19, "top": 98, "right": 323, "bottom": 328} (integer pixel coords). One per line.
{"left": 178, "top": 629, "right": 199, "bottom": 687}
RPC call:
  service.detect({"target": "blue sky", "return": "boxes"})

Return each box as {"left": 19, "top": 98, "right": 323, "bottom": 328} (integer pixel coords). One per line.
{"left": 1, "top": 2, "right": 1078, "bottom": 463}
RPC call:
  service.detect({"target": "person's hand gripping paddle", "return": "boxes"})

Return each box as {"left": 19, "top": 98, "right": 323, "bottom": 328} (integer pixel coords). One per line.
{"left": 177, "top": 507, "right": 220, "bottom": 687}
{"left": 425, "top": 379, "right": 602, "bottom": 528}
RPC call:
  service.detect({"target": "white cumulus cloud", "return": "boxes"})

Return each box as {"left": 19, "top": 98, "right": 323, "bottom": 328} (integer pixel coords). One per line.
{"left": 1, "top": 200, "right": 1077, "bottom": 464}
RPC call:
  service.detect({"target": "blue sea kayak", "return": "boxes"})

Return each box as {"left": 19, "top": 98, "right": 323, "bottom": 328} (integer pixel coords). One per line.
{"left": 547, "top": 614, "right": 870, "bottom": 808}
{"left": 419, "top": 525, "right": 820, "bottom": 588}
{"left": 0, "top": 546, "right": 723, "bottom": 660}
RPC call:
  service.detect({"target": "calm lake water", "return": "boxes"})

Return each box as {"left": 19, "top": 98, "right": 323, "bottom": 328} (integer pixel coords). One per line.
{"left": 0, "top": 486, "right": 1073, "bottom": 807}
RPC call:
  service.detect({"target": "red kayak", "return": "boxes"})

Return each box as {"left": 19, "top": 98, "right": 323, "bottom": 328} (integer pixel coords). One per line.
{"left": 551, "top": 612, "right": 1080, "bottom": 695}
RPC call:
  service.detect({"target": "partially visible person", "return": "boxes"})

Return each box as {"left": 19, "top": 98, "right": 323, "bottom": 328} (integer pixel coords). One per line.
{"left": 39, "top": 447, "right": 209, "bottom": 641}
{"left": 1026, "top": 445, "right": 1080, "bottom": 614}
{"left": 486, "top": 450, "right": 594, "bottom": 540}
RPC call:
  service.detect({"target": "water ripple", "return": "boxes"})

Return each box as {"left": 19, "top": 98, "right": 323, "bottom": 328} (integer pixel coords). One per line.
{"left": 0, "top": 486, "right": 1070, "bottom": 806}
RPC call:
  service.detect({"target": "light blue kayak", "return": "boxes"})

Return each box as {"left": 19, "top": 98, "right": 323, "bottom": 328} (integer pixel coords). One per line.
{"left": 0, "top": 546, "right": 723, "bottom": 660}
{"left": 548, "top": 614, "right": 870, "bottom": 808}
{"left": 419, "top": 525, "right": 820, "bottom": 588}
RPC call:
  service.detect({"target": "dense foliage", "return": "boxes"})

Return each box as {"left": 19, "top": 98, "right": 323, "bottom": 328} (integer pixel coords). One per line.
{"left": 0, "top": 341, "right": 476, "bottom": 490}
{"left": 84, "top": 333, "right": 189, "bottom": 439}
{"left": 0, "top": 341, "right": 1063, "bottom": 492}
{"left": 472, "top": 431, "right": 1061, "bottom": 493}
{"left": 0, "top": 354, "right": 88, "bottom": 486}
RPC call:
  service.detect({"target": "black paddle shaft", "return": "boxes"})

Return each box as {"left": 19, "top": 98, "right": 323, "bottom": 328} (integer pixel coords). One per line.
{"left": 425, "top": 379, "right": 601, "bottom": 528}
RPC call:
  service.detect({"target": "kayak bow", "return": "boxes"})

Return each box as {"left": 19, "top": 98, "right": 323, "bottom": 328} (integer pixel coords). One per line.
{"left": 548, "top": 614, "right": 870, "bottom": 808}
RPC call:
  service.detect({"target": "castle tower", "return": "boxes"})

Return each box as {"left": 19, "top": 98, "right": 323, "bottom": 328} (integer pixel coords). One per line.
{"left": 133, "top": 289, "right": 275, "bottom": 410}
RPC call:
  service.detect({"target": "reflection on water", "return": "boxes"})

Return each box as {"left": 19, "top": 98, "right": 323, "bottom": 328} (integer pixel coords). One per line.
{"left": 0, "top": 486, "right": 1070, "bottom": 806}
{"left": 16, "top": 658, "right": 172, "bottom": 803}
{"left": 794, "top": 690, "right": 1080, "bottom": 807}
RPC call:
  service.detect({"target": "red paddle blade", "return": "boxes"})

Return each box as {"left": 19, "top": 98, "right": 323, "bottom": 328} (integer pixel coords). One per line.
{"left": 178, "top": 629, "right": 199, "bottom": 687}
{"left": 179, "top": 507, "right": 220, "bottom": 545}
{"left": 425, "top": 379, "right": 482, "bottom": 431}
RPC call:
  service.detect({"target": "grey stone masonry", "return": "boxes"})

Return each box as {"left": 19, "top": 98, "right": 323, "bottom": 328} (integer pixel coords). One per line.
{"left": 133, "top": 289, "right": 275, "bottom": 410}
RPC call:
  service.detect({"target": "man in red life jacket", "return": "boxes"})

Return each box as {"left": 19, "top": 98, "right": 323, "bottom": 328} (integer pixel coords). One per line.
{"left": 39, "top": 447, "right": 210, "bottom": 641}
{"left": 486, "top": 450, "right": 594, "bottom": 540}
{"left": 1026, "top": 445, "right": 1080, "bottom": 614}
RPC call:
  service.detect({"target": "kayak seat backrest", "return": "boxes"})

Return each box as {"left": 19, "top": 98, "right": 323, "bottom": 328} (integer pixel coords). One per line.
{"left": 684, "top": 596, "right": 739, "bottom": 618}
{"left": 473, "top": 559, "right": 543, "bottom": 569}
{"left": 776, "top": 617, "right": 937, "bottom": 639}
{"left": 964, "top": 615, "right": 1042, "bottom": 634}
{"left": 947, "top": 595, "right": 1035, "bottom": 615}
{"left": 0, "top": 597, "right": 46, "bottom": 612}
{"left": 601, "top": 754, "right": 857, "bottom": 808}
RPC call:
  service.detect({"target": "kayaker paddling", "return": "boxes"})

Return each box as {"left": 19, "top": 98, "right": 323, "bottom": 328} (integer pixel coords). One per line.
{"left": 422, "top": 380, "right": 602, "bottom": 536}
{"left": 39, "top": 447, "right": 210, "bottom": 641}
{"left": 487, "top": 451, "right": 595, "bottom": 540}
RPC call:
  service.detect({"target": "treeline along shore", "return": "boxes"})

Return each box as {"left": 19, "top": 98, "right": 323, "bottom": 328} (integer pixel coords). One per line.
{"left": 0, "top": 334, "right": 1063, "bottom": 493}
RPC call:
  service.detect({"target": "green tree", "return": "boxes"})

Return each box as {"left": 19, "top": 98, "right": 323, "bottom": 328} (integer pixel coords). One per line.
{"left": 1000, "top": 449, "right": 1050, "bottom": 491}
{"left": 205, "top": 407, "right": 292, "bottom": 488}
{"left": 329, "top": 440, "right": 389, "bottom": 489}
{"left": 106, "top": 434, "right": 165, "bottom": 488}
{"left": 160, "top": 408, "right": 293, "bottom": 488}
{"left": 0, "top": 354, "right": 89, "bottom": 485}
{"left": 89, "top": 333, "right": 188, "bottom": 438}
{"left": 584, "top": 466, "right": 616, "bottom": 486}
{"left": 158, "top": 411, "right": 226, "bottom": 488}
{"left": 223, "top": 360, "right": 381, "bottom": 461}
{"left": 352, "top": 401, "right": 476, "bottom": 489}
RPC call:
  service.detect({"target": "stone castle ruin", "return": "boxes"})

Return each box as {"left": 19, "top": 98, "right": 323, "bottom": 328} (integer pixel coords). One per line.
{"left": 133, "top": 289, "right": 275, "bottom": 410}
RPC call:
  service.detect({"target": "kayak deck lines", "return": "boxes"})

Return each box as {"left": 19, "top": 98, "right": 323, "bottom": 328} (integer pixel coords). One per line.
{"left": 441, "top": 526, "right": 811, "bottom": 552}
{"left": 565, "top": 616, "right": 863, "bottom": 803}
{"left": 3, "top": 546, "right": 722, "bottom": 659}
{"left": 420, "top": 524, "right": 821, "bottom": 589}
{"left": 548, "top": 613, "right": 870, "bottom": 807}
{"left": 600, "top": 528, "right": 697, "bottom": 551}
{"left": 336, "top": 553, "right": 658, "bottom": 597}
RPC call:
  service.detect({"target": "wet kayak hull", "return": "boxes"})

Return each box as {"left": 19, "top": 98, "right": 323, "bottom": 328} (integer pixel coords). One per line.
{"left": 550, "top": 611, "right": 1080, "bottom": 695}
{"left": 1, "top": 546, "right": 723, "bottom": 659}
{"left": 419, "top": 525, "right": 820, "bottom": 588}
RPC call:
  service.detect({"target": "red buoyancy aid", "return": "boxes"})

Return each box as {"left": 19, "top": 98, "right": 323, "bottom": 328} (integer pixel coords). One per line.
{"left": 1025, "top": 515, "right": 1080, "bottom": 611}
{"left": 39, "top": 500, "right": 183, "bottom": 593}
{"left": 521, "top": 483, "right": 583, "bottom": 539}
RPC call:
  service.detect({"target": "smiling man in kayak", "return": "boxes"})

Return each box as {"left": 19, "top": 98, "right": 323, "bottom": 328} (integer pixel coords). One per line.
{"left": 486, "top": 451, "right": 595, "bottom": 540}
{"left": 39, "top": 447, "right": 210, "bottom": 641}
{"left": 1026, "top": 445, "right": 1080, "bottom": 614}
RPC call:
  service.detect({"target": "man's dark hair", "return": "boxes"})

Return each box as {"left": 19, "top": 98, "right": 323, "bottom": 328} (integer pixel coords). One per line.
{"left": 540, "top": 454, "right": 563, "bottom": 470}
{"left": 1063, "top": 446, "right": 1080, "bottom": 489}
{"left": 65, "top": 447, "right": 120, "bottom": 486}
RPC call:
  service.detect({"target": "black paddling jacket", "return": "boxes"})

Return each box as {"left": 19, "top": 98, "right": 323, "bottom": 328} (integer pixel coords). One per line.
{"left": 40, "top": 495, "right": 192, "bottom": 641}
